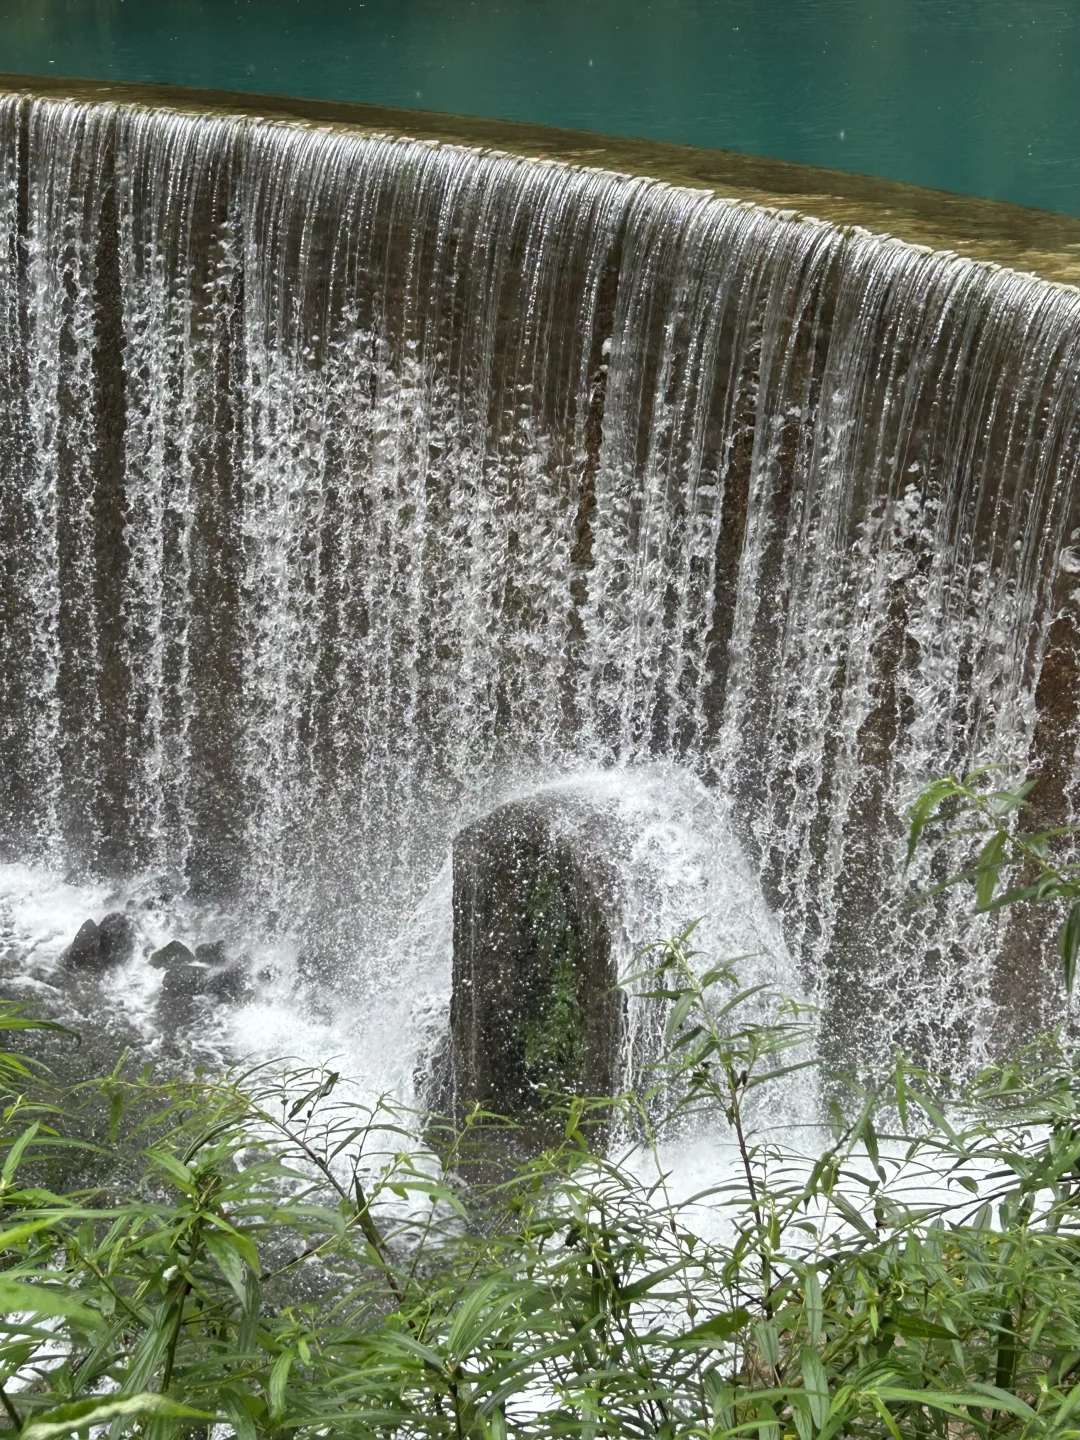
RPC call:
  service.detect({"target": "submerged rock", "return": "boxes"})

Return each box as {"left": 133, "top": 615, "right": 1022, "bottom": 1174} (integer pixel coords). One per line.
{"left": 63, "top": 912, "right": 136, "bottom": 971}
{"left": 99, "top": 912, "right": 136, "bottom": 966}
{"left": 160, "top": 962, "right": 204, "bottom": 1003}
{"left": 195, "top": 940, "right": 228, "bottom": 965}
{"left": 443, "top": 796, "right": 623, "bottom": 1145}
{"left": 151, "top": 936, "right": 249, "bottom": 1010}
{"left": 63, "top": 919, "right": 103, "bottom": 971}
{"left": 149, "top": 940, "right": 195, "bottom": 969}
{"left": 203, "top": 962, "right": 249, "bottom": 1002}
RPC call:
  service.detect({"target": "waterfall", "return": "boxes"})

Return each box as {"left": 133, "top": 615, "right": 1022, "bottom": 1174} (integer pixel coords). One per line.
{"left": 2, "top": 90, "right": 1079, "bottom": 1077}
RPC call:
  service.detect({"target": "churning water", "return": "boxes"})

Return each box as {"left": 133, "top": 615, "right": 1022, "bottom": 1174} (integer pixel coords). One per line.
{"left": 1, "top": 92, "right": 1080, "bottom": 1095}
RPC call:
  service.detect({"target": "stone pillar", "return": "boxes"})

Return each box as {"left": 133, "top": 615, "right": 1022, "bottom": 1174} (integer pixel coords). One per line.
{"left": 446, "top": 798, "right": 623, "bottom": 1141}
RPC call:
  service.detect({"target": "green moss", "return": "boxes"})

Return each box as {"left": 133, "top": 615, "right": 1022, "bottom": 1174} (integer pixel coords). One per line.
{"left": 516, "top": 857, "right": 586, "bottom": 1094}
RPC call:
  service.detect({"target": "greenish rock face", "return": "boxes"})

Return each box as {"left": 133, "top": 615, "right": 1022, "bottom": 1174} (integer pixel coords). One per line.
{"left": 445, "top": 799, "right": 623, "bottom": 1144}
{"left": 517, "top": 856, "right": 589, "bottom": 1094}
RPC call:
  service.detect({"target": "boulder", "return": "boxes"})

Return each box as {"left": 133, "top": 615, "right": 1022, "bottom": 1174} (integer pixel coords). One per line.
{"left": 160, "top": 962, "right": 204, "bottom": 1002}
{"left": 203, "top": 961, "right": 249, "bottom": 1002}
{"left": 149, "top": 940, "right": 195, "bottom": 969}
{"left": 150, "top": 937, "right": 249, "bottom": 1007}
{"left": 195, "top": 940, "right": 228, "bottom": 965}
{"left": 99, "top": 912, "right": 136, "bottom": 966}
{"left": 63, "top": 912, "right": 136, "bottom": 972}
{"left": 443, "top": 796, "right": 623, "bottom": 1145}
{"left": 63, "top": 919, "right": 103, "bottom": 971}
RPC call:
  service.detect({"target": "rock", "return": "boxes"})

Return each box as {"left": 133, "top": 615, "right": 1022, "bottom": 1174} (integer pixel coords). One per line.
{"left": 442, "top": 796, "right": 623, "bottom": 1147}
{"left": 204, "top": 962, "right": 248, "bottom": 1002}
{"left": 160, "top": 963, "right": 204, "bottom": 1001}
{"left": 63, "top": 918, "right": 103, "bottom": 971}
{"left": 63, "top": 913, "right": 136, "bottom": 972}
{"left": 149, "top": 940, "right": 195, "bottom": 969}
{"left": 194, "top": 940, "right": 228, "bottom": 965}
{"left": 150, "top": 936, "right": 248, "bottom": 1007}
{"left": 98, "top": 912, "right": 136, "bottom": 966}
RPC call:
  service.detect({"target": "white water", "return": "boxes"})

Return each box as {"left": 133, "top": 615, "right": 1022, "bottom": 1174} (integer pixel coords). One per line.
{"left": 2, "top": 764, "right": 797, "bottom": 1108}
{"left": 1, "top": 89, "right": 1079, "bottom": 1097}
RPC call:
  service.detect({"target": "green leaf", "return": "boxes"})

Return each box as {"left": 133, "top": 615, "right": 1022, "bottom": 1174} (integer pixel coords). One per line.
{"left": 866, "top": 1393, "right": 905, "bottom": 1440}
{"left": 965, "top": 1382, "right": 1037, "bottom": 1419}
{"left": 618, "top": 1262, "right": 686, "bottom": 1303}
{"left": 790, "top": 1393, "right": 814, "bottom": 1440}
{"left": 755, "top": 1319, "right": 780, "bottom": 1370}
{"left": 978, "top": 881, "right": 1043, "bottom": 912}
{"left": 875, "top": 1386, "right": 1035, "bottom": 1419}
{"left": 704, "top": 1373, "right": 736, "bottom": 1427}
{"left": 146, "top": 1150, "right": 196, "bottom": 1194}
{"left": 884, "top": 1314, "right": 958, "bottom": 1343}
{"left": 830, "top": 1192, "right": 877, "bottom": 1240}
{"left": 975, "top": 830, "right": 1006, "bottom": 911}
{"left": 20, "top": 1394, "right": 211, "bottom": 1440}
{"left": 803, "top": 1269, "right": 823, "bottom": 1345}
{"left": 666, "top": 992, "right": 695, "bottom": 1042}
{"left": 220, "top": 1383, "right": 260, "bottom": 1440}
{"left": 757, "top": 1399, "right": 780, "bottom": 1440}
{"left": 801, "top": 1345, "right": 830, "bottom": 1427}
{"left": 1061, "top": 900, "right": 1080, "bottom": 998}
{"left": 204, "top": 1229, "right": 250, "bottom": 1305}
{"left": 676, "top": 1306, "right": 752, "bottom": 1346}
{"left": 906, "top": 783, "right": 950, "bottom": 866}
{"left": 2, "top": 1122, "right": 40, "bottom": 1186}
{"left": 484, "top": 1407, "right": 508, "bottom": 1440}
{"left": 207, "top": 1217, "right": 261, "bottom": 1276}
{"left": 0, "top": 1218, "right": 63, "bottom": 1250}
{"left": 269, "top": 1348, "right": 294, "bottom": 1420}
{"left": 1046, "top": 1380, "right": 1080, "bottom": 1438}
{"left": 0, "top": 1278, "right": 100, "bottom": 1328}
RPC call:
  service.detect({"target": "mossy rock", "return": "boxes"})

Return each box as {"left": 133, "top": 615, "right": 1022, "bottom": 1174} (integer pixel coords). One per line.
{"left": 444, "top": 797, "right": 623, "bottom": 1149}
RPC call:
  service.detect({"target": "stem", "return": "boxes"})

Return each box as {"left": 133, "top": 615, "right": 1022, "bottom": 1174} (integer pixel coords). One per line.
{"left": 0, "top": 1382, "right": 22, "bottom": 1432}
{"left": 258, "top": 1105, "right": 405, "bottom": 1300}
{"left": 160, "top": 1276, "right": 192, "bottom": 1394}
{"left": 352, "top": 1180, "right": 404, "bottom": 1301}
{"left": 672, "top": 950, "right": 775, "bottom": 1319}
{"left": 73, "top": 1244, "right": 147, "bottom": 1327}
{"left": 447, "top": 1371, "right": 465, "bottom": 1440}
{"left": 727, "top": 1074, "right": 764, "bottom": 1232}
{"left": 630, "top": 1089, "right": 709, "bottom": 1416}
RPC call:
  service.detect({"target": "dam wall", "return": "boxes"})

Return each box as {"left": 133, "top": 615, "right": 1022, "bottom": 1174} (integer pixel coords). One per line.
{"left": 1, "top": 84, "right": 1079, "bottom": 1070}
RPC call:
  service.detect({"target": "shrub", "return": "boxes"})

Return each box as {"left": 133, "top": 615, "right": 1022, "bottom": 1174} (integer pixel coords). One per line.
{"left": 1, "top": 769, "right": 1079, "bottom": 1438}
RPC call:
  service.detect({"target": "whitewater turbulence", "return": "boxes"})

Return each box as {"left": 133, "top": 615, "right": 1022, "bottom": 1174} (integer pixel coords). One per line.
{"left": 1, "top": 91, "right": 1079, "bottom": 1082}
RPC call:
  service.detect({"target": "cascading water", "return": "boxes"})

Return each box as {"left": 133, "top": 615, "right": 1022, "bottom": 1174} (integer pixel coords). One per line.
{"left": 1, "top": 90, "right": 1079, "bottom": 1091}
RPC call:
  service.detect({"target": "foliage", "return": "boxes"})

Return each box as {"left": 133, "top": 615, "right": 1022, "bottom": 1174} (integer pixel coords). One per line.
{"left": 2, "top": 817, "right": 1080, "bottom": 1436}
{"left": 905, "top": 765, "right": 1080, "bottom": 997}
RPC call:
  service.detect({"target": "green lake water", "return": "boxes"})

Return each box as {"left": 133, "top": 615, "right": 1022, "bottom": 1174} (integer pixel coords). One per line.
{"left": 1, "top": 0, "right": 1077, "bottom": 215}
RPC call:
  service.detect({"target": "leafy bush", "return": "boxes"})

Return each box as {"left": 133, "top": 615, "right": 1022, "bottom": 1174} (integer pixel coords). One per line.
{"left": 1, "top": 769, "right": 1079, "bottom": 1439}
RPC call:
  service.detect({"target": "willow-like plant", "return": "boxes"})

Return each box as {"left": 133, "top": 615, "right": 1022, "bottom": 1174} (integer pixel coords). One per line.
{"left": 905, "top": 766, "right": 1080, "bottom": 997}
{"left": 2, "top": 883, "right": 1080, "bottom": 1436}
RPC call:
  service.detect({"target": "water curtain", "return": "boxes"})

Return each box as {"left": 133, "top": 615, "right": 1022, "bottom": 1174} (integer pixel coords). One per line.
{"left": 1, "top": 93, "right": 1079, "bottom": 1070}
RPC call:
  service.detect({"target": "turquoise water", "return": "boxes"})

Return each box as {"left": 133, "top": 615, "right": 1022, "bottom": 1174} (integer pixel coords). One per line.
{"left": 1, "top": 0, "right": 1077, "bottom": 215}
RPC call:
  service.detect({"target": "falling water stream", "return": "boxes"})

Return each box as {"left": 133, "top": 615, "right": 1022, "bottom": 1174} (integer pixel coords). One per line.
{"left": 2, "top": 92, "right": 1080, "bottom": 1103}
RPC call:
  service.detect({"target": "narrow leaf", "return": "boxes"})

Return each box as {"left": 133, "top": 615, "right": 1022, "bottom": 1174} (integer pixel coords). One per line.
{"left": 975, "top": 830, "right": 1006, "bottom": 910}
{"left": 2, "top": 1122, "right": 40, "bottom": 1186}
{"left": 0, "top": 1278, "right": 99, "bottom": 1327}
{"left": 20, "top": 1394, "right": 211, "bottom": 1440}
{"left": 204, "top": 1229, "right": 249, "bottom": 1305}
{"left": 804, "top": 1269, "right": 823, "bottom": 1345}
{"left": 1061, "top": 899, "right": 1080, "bottom": 998}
